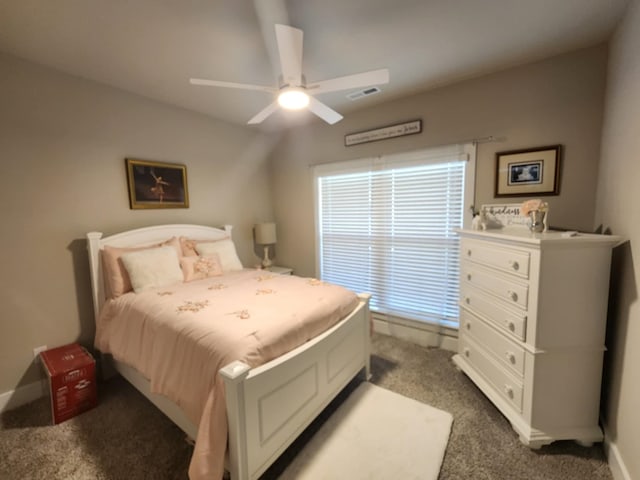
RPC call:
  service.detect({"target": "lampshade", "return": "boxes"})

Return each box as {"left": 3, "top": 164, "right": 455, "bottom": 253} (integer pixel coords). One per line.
{"left": 255, "top": 222, "right": 277, "bottom": 245}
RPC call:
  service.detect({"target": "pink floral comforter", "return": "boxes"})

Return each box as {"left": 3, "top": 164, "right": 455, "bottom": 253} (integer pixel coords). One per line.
{"left": 95, "top": 269, "right": 358, "bottom": 480}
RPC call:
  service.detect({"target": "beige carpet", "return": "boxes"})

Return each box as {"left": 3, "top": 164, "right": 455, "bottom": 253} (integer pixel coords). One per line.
{"left": 279, "top": 383, "right": 452, "bottom": 480}
{"left": 0, "top": 333, "right": 612, "bottom": 479}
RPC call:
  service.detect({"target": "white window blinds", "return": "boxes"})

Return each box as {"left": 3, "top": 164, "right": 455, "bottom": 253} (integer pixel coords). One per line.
{"left": 314, "top": 144, "right": 475, "bottom": 328}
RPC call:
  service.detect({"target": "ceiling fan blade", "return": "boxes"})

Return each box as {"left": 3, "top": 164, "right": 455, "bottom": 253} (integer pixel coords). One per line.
{"left": 275, "top": 24, "right": 303, "bottom": 87}
{"left": 307, "top": 68, "right": 389, "bottom": 94}
{"left": 253, "top": 0, "right": 291, "bottom": 79}
{"left": 190, "top": 78, "right": 276, "bottom": 93}
{"left": 307, "top": 97, "right": 343, "bottom": 125}
{"left": 247, "top": 101, "right": 280, "bottom": 124}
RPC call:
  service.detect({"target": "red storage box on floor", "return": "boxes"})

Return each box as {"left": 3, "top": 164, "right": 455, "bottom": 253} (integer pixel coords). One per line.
{"left": 40, "top": 343, "right": 97, "bottom": 424}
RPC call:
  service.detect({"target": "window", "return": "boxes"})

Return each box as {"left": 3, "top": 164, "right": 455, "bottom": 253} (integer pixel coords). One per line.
{"left": 314, "top": 144, "right": 475, "bottom": 328}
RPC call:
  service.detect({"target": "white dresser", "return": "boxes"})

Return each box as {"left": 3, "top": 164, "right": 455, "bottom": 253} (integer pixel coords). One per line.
{"left": 453, "top": 228, "right": 620, "bottom": 448}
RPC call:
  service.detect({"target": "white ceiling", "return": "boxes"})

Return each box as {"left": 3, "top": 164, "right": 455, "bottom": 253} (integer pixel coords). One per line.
{"left": 0, "top": 0, "right": 630, "bottom": 130}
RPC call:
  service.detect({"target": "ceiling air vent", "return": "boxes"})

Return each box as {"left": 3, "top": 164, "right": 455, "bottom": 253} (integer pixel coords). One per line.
{"left": 346, "top": 86, "right": 381, "bottom": 101}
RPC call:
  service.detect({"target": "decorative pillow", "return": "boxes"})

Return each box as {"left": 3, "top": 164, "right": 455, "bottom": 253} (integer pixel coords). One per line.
{"left": 179, "top": 236, "right": 229, "bottom": 257}
{"left": 102, "top": 237, "right": 181, "bottom": 298}
{"left": 180, "top": 254, "right": 223, "bottom": 282}
{"left": 195, "top": 239, "right": 243, "bottom": 272}
{"left": 120, "top": 246, "right": 184, "bottom": 293}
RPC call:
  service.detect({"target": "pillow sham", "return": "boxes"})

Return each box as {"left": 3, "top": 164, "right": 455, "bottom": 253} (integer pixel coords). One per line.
{"left": 195, "top": 239, "right": 243, "bottom": 272}
{"left": 102, "top": 236, "right": 181, "bottom": 298}
{"left": 179, "top": 236, "right": 228, "bottom": 257}
{"left": 180, "top": 254, "right": 224, "bottom": 282}
{"left": 120, "top": 246, "right": 184, "bottom": 293}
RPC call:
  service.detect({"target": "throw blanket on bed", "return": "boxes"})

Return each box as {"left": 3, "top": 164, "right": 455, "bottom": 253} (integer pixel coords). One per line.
{"left": 95, "top": 269, "right": 359, "bottom": 480}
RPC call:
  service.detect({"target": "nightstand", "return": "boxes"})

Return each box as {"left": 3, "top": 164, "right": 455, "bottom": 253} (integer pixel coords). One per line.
{"left": 266, "top": 266, "right": 293, "bottom": 275}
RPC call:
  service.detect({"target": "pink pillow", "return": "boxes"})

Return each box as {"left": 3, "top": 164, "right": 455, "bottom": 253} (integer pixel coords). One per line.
{"left": 179, "top": 236, "right": 229, "bottom": 257}
{"left": 102, "top": 237, "right": 181, "bottom": 298}
{"left": 180, "top": 254, "right": 223, "bottom": 282}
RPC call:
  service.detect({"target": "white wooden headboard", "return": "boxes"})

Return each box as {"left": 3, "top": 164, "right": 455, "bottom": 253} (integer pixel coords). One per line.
{"left": 86, "top": 224, "right": 232, "bottom": 324}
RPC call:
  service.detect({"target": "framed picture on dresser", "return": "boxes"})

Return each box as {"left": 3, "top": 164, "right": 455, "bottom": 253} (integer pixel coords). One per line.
{"left": 125, "top": 158, "right": 189, "bottom": 209}
{"left": 495, "top": 145, "right": 561, "bottom": 197}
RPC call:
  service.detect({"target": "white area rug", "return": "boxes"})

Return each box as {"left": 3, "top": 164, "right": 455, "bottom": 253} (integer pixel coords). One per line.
{"left": 280, "top": 383, "right": 453, "bottom": 480}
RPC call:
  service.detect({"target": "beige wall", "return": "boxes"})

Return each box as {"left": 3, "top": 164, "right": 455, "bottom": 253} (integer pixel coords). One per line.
{"left": 0, "top": 53, "right": 276, "bottom": 394}
{"left": 271, "top": 45, "right": 608, "bottom": 277}
{"left": 595, "top": 0, "right": 640, "bottom": 477}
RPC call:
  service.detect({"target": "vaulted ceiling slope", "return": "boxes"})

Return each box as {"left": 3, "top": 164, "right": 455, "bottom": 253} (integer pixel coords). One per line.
{"left": 0, "top": 0, "right": 630, "bottom": 129}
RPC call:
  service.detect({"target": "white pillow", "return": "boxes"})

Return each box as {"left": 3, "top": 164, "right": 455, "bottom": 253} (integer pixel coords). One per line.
{"left": 120, "top": 246, "right": 184, "bottom": 293}
{"left": 195, "top": 239, "right": 243, "bottom": 272}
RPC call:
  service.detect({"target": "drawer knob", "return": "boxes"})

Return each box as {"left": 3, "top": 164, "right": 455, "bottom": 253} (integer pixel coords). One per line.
{"left": 506, "top": 351, "right": 516, "bottom": 364}
{"left": 508, "top": 290, "right": 518, "bottom": 302}
{"left": 467, "top": 273, "right": 472, "bottom": 281}
{"left": 508, "top": 321, "right": 516, "bottom": 332}
{"left": 504, "top": 385, "right": 514, "bottom": 399}
{"left": 464, "top": 348, "right": 471, "bottom": 358}
{"left": 465, "top": 297, "right": 471, "bottom": 305}
{"left": 466, "top": 321, "right": 472, "bottom": 330}
{"left": 508, "top": 260, "right": 520, "bottom": 271}
{"left": 467, "top": 249, "right": 472, "bottom": 256}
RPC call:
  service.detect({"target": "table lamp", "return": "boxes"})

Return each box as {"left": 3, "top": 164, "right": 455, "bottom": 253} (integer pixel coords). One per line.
{"left": 254, "top": 222, "right": 277, "bottom": 268}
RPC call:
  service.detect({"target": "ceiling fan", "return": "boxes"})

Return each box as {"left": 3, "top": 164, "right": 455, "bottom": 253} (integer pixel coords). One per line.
{"left": 190, "top": 24, "right": 389, "bottom": 125}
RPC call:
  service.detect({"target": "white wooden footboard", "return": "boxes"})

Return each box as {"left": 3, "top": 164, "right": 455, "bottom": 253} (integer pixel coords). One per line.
{"left": 221, "top": 293, "right": 371, "bottom": 480}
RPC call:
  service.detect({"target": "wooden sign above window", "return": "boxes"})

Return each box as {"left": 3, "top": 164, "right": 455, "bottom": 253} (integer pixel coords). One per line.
{"left": 345, "top": 119, "right": 422, "bottom": 146}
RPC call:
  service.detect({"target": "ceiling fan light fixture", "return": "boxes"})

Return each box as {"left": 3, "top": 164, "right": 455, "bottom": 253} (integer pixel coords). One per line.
{"left": 190, "top": 24, "right": 389, "bottom": 124}
{"left": 278, "top": 88, "right": 309, "bottom": 110}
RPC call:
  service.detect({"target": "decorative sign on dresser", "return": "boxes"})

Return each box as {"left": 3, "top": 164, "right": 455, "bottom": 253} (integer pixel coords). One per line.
{"left": 453, "top": 206, "right": 621, "bottom": 448}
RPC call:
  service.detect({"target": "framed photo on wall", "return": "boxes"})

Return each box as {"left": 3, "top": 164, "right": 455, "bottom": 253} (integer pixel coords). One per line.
{"left": 125, "top": 158, "right": 189, "bottom": 209}
{"left": 495, "top": 145, "right": 561, "bottom": 197}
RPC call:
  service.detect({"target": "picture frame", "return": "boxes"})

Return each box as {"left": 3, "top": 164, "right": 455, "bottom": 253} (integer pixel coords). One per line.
{"left": 125, "top": 158, "right": 189, "bottom": 209}
{"left": 495, "top": 145, "right": 561, "bottom": 197}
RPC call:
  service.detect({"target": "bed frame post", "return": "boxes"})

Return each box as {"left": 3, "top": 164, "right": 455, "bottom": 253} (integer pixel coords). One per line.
{"left": 86, "top": 231, "right": 104, "bottom": 323}
{"left": 358, "top": 293, "right": 372, "bottom": 379}
{"left": 220, "top": 360, "right": 251, "bottom": 480}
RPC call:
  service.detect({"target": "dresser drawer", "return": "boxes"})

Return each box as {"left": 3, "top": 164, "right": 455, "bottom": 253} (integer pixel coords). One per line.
{"left": 461, "top": 262, "right": 529, "bottom": 310}
{"left": 460, "top": 283, "right": 527, "bottom": 341}
{"left": 461, "top": 309, "right": 525, "bottom": 377}
{"left": 461, "top": 238, "right": 530, "bottom": 279}
{"left": 459, "top": 336, "right": 524, "bottom": 413}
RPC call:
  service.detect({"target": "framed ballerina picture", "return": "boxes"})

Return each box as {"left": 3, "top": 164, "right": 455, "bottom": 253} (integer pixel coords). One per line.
{"left": 125, "top": 158, "right": 189, "bottom": 209}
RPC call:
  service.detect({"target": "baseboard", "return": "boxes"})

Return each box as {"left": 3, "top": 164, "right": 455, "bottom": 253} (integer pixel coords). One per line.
{"left": 0, "top": 380, "right": 46, "bottom": 414}
{"left": 603, "top": 425, "right": 633, "bottom": 480}
{"left": 373, "top": 316, "right": 458, "bottom": 352}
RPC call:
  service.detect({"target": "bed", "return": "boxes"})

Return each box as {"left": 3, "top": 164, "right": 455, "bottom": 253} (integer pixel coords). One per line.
{"left": 86, "top": 224, "right": 371, "bottom": 480}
